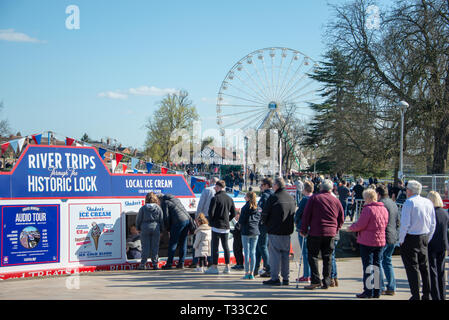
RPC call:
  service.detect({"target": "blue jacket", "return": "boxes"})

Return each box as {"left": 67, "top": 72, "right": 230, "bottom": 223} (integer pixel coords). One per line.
{"left": 238, "top": 202, "right": 261, "bottom": 236}
{"left": 295, "top": 195, "right": 310, "bottom": 230}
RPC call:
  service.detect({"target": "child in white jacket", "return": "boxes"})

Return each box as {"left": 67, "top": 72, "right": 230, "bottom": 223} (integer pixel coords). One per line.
{"left": 193, "top": 213, "right": 212, "bottom": 272}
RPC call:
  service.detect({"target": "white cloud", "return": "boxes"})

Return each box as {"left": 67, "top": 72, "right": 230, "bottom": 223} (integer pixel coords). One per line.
{"left": 128, "top": 86, "right": 179, "bottom": 96}
{"left": 0, "top": 29, "right": 45, "bottom": 43}
{"left": 98, "top": 91, "right": 128, "bottom": 100}
{"left": 98, "top": 86, "right": 179, "bottom": 100}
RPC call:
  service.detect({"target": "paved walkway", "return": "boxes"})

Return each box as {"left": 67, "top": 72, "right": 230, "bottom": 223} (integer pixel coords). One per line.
{"left": 2, "top": 256, "right": 445, "bottom": 300}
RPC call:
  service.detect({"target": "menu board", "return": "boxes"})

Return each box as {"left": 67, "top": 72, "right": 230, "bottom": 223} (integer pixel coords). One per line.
{"left": 68, "top": 203, "right": 122, "bottom": 262}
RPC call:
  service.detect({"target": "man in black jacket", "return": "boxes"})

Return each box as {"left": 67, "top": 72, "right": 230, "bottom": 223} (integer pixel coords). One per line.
{"left": 261, "top": 178, "right": 296, "bottom": 286}
{"left": 159, "top": 194, "right": 191, "bottom": 269}
{"left": 205, "top": 180, "right": 236, "bottom": 274}
{"left": 254, "top": 178, "right": 274, "bottom": 277}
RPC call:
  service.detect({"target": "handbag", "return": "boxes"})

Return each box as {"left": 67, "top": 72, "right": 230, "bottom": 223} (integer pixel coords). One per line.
{"left": 187, "top": 214, "right": 198, "bottom": 234}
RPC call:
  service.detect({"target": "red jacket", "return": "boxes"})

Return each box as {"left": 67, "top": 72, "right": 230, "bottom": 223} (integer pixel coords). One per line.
{"left": 348, "top": 202, "right": 388, "bottom": 247}
{"left": 300, "top": 191, "right": 344, "bottom": 237}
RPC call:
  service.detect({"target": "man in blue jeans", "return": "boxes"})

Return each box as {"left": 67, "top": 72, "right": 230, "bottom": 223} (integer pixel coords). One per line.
{"left": 376, "top": 184, "right": 400, "bottom": 295}
{"left": 254, "top": 178, "right": 274, "bottom": 277}
{"left": 159, "top": 194, "right": 191, "bottom": 269}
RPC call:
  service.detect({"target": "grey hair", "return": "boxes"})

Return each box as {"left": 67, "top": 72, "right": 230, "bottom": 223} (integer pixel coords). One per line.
{"left": 357, "top": 177, "right": 364, "bottom": 184}
{"left": 274, "top": 177, "right": 286, "bottom": 189}
{"left": 407, "top": 180, "right": 422, "bottom": 195}
{"left": 320, "top": 179, "right": 334, "bottom": 192}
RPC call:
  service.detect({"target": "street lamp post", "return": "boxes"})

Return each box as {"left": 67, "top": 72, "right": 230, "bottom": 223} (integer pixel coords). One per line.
{"left": 398, "top": 101, "right": 409, "bottom": 180}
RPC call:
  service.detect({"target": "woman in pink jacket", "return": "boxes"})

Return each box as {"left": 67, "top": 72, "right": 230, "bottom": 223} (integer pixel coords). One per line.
{"left": 348, "top": 188, "right": 388, "bottom": 299}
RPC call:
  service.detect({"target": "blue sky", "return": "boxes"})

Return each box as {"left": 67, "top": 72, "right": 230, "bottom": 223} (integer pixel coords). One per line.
{"left": 0, "top": 0, "right": 382, "bottom": 149}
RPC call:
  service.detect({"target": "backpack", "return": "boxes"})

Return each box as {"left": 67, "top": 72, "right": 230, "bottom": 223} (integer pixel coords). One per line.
{"left": 396, "top": 189, "right": 407, "bottom": 204}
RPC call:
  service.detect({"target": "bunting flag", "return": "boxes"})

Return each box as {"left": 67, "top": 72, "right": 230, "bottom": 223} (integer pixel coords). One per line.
{"left": 146, "top": 162, "right": 153, "bottom": 173}
{"left": 234, "top": 189, "right": 240, "bottom": 197}
{"left": 66, "top": 137, "right": 75, "bottom": 146}
{"left": 131, "top": 157, "right": 139, "bottom": 170}
{"left": 32, "top": 134, "right": 42, "bottom": 145}
{"left": 115, "top": 153, "right": 123, "bottom": 165}
{"left": 133, "top": 168, "right": 138, "bottom": 174}
{"left": 75, "top": 142, "right": 83, "bottom": 147}
{"left": 1, "top": 142, "right": 9, "bottom": 155}
{"left": 83, "top": 142, "right": 92, "bottom": 147}
{"left": 122, "top": 164, "right": 128, "bottom": 173}
{"left": 9, "top": 140, "right": 18, "bottom": 153}
{"left": 17, "top": 138, "right": 25, "bottom": 152}
{"left": 161, "top": 167, "right": 168, "bottom": 174}
{"left": 98, "top": 148, "right": 107, "bottom": 159}
{"left": 111, "top": 159, "right": 117, "bottom": 173}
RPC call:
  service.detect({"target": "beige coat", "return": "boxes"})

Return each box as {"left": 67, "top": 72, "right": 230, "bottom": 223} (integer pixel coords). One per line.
{"left": 193, "top": 224, "right": 211, "bottom": 257}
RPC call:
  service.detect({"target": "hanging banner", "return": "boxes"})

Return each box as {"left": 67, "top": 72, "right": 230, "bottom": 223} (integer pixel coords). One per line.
{"left": 98, "top": 148, "right": 107, "bottom": 159}
{"left": 32, "top": 134, "right": 42, "bottom": 145}
{"left": 1, "top": 204, "right": 60, "bottom": 267}
{"left": 1, "top": 142, "right": 9, "bottom": 155}
{"left": 17, "top": 138, "right": 26, "bottom": 153}
{"left": 66, "top": 138, "right": 75, "bottom": 146}
{"left": 131, "top": 158, "right": 138, "bottom": 170}
{"left": 68, "top": 203, "right": 122, "bottom": 262}
{"left": 115, "top": 153, "right": 123, "bottom": 165}
{"left": 10, "top": 140, "right": 18, "bottom": 153}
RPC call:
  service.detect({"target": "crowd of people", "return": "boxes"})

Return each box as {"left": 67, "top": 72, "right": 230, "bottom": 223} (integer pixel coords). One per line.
{"left": 128, "top": 175, "right": 448, "bottom": 300}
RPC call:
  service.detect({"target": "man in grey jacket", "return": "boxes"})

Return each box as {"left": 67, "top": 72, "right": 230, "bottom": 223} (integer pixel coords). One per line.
{"left": 376, "top": 184, "right": 400, "bottom": 296}
{"left": 196, "top": 177, "right": 219, "bottom": 218}
{"left": 191, "top": 177, "right": 218, "bottom": 268}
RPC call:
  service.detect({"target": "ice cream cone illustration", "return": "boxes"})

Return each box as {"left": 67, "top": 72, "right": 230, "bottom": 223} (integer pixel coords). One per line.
{"left": 91, "top": 222, "right": 102, "bottom": 251}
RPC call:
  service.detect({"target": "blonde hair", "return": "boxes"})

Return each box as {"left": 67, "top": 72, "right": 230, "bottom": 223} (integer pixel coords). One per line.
{"left": 427, "top": 191, "right": 444, "bottom": 208}
{"left": 363, "top": 188, "right": 377, "bottom": 202}
{"left": 196, "top": 213, "right": 209, "bottom": 226}
{"left": 246, "top": 191, "right": 257, "bottom": 210}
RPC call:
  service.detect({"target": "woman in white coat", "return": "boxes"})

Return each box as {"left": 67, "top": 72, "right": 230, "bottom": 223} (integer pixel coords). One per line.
{"left": 193, "top": 213, "right": 212, "bottom": 272}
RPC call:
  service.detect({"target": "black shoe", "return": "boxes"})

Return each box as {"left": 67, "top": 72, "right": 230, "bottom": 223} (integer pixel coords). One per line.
{"left": 137, "top": 265, "right": 146, "bottom": 270}
{"left": 188, "top": 264, "right": 197, "bottom": 269}
{"left": 282, "top": 279, "right": 289, "bottom": 286}
{"left": 152, "top": 265, "right": 159, "bottom": 270}
{"left": 263, "top": 279, "right": 281, "bottom": 286}
{"left": 231, "top": 265, "right": 243, "bottom": 270}
{"left": 356, "top": 292, "right": 372, "bottom": 299}
{"left": 162, "top": 264, "right": 172, "bottom": 270}
{"left": 176, "top": 263, "right": 184, "bottom": 269}
{"left": 321, "top": 285, "right": 329, "bottom": 290}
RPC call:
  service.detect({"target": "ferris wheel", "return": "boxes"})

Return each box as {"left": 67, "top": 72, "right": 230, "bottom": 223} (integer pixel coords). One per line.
{"left": 216, "top": 47, "right": 320, "bottom": 136}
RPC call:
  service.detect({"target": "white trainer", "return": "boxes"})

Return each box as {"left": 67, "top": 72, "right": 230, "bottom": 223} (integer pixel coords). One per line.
{"left": 204, "top": 267, "right": 219, "bottom": 274}
{"left": 223, "top": 266, "right": 231, "bottom": 274}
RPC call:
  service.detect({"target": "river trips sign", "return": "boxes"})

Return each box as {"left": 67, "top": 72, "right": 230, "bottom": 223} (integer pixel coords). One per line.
{"left": 0, "top": 145, "right": 195, "bottom": 199}
{"left": 1, "top": 204, "right": 60, "bottom": 266}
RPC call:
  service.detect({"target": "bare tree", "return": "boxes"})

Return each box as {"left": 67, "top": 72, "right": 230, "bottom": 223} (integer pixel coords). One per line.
{"left": 0, "top": 102, "right": 10, "bottom": 137}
